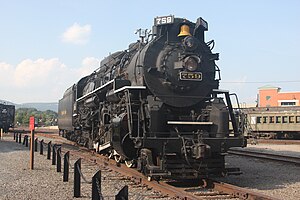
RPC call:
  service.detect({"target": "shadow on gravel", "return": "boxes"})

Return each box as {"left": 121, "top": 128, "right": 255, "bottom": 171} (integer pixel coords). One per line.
{"left": 0, "top": 139, "right": 29, "bottom": 153}
{"left": 215, "top": 155, "right": 300, "bottom": 191}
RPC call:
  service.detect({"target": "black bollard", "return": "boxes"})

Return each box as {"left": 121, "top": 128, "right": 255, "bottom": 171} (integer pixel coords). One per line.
{"left": 74, "top": 158, "right": 81, "bottom": 197}
{"left": 115, "top": 185, "right": 128, "bottom": 200}
{"left": 52, "top": 144, "right": 56, "bottom": 165}
{"left": 92, "top": 170, "right": 102, "bottom": 200}
{"left": 63, "top": 151, "right": 70, "bottom": 182}
{"left": 23, "top": 135, "right": 26, "bottom": 145}
{"left": 56, "top": 147, "right": 61, "bottom": 172}
{"left": 40, "top": 139, "right": 44, "bottom": 155}
{"left": 18, "top": 133, "right": 21, "bottom": 143}
{"left": 47, "top": 141, "right": 51, "bottom": 160}
{"left": 15, "top": 133, "right": 18, "bottom": 142}
{"left": 13, "top": 132, "right": 16, "bottom": 140}
{"left": 34, "top": 138, "right": 38, "bottom": 152}
{"left": 25, "top": 136, "right": 29, "bottom": 147}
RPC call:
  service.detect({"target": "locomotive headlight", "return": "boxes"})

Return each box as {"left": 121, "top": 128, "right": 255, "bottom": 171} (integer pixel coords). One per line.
{"left": 183, "top": 36, "right": 198, "bottom": 51}
{"left": 184, "top": 56, "right": 200, "bottom": 72}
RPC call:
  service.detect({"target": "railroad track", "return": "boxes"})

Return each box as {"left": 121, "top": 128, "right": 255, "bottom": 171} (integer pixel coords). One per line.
{"left": 253, "top": 139, "right": 300, "bottom": 145}
{"left": 70, "top": 146, "right": 278, "bottom": 200}
{"left": 14, "top": 130, "right": 278, "bottom": 199}
{"left": 228, "top": 148, "right": 300, "bottom": 165}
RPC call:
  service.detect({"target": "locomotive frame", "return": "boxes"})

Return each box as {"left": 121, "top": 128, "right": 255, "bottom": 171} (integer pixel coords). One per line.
{"left": 58, "top": 15, "right": 246, "bottom": 180}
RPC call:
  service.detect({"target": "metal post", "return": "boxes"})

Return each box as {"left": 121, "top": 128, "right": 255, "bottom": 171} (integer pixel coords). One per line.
{"left": 0, "top": 128, "right": 3, "bottom": 140}
{"left": 28, "top": 137, "right": 31, "bottom": 150}
{"left": 13, "top": 132, "right": 16, "bottom": 140}
{"left": 92, "top": 170, "right": 101, "bottom": 200}
{"left": 52, "top": 144, "right": 56, "bottom": 165}
{"left": 63, "top": 151, "right": 70, "bottom": 182}
{"left": 15, "top": 133, "right": 18, "bottom": 142}
{"left": 40, "top": 139, "right": 44, "bottom": 155}
{"left": 25, "top": 135, "right": 29, "bottom": 147}
{"left": 29, "top": 130, "right": 34, "bottom": 170}
{"left": 47, "top": 141, "right": 51, "bottom": 160}
{"left": 18, "top": 133, "right": 21, "bottom": 143}
{"left": 34, "top": 138, "right": 38, "bottom": 152}
{"left": 56, "top": 147, "right": 61, "bottom": 172}
{"left": 115, "top": 185, "right": 128, "bottom": 200}
{"left": 23, "top": 135, "right": 26, "bottom": 145}
{"left": 74, "top": 158, "right": 81, "bottom": 197}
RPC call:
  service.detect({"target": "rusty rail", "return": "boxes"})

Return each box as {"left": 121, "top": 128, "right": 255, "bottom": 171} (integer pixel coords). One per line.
{"left": 254, "top": 139, "right": 300, "bottom": 145}
{"left": 206, "top": 180, "right": 280, "bottom": 200}
{"left": 71, "top": 149, "right": 199, "bottom": 199}
{"left": 228, "top": 148, "right": 300, "bottom": 165}
{"left": 72, "top": 148, "right": 278, "bottom": 200}
{"left": 14, "top": 131, "right": 281, "bottom": 200}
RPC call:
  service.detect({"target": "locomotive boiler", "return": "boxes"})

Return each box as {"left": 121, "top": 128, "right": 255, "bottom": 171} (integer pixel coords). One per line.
{"left": 58, "top": 15, "right": 246, "bottom": 179}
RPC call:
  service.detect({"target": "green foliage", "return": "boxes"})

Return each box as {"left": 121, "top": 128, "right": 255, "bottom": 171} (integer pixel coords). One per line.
{"left": 15, "top": 108, "right": 58, "bottom": 126}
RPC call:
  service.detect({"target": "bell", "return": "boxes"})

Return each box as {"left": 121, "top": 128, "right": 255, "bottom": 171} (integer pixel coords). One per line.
{"left": 178, "top": 24, "right": 192, "bottom": 37}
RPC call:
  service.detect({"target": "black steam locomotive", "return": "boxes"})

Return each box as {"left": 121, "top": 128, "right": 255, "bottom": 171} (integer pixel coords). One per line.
{"left": 0, "top": 103, "right": 15, "bottom": 133}
{"left": 58, "top": 16, "right": 246, "bottom": 179}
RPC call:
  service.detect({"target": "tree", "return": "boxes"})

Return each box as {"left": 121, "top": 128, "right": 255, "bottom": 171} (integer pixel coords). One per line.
{"left": 15, "top": 108, "right": 58, "bottom": 126}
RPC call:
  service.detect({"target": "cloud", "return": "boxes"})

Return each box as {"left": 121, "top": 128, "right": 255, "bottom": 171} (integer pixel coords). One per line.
{"left": 14, "top": 58, "right": 66, "bottom": 87}
{"left": 61, "top": 23, "right": 91, "bottom": 45}
{"left": 0, "top": 57, "right": 98, "bottom": 103}
{"left": 0, "top": 62, "right": 14, "bottom": 83}
{"left": 79, "top": 57, "right": 100, "bottom": 76}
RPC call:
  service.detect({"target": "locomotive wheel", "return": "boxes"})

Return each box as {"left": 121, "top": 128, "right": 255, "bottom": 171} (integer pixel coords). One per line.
{"left": 125, "top": 159, "right": 135, "bottom": 168}
{"left": 147, "top": 176, "right": 152, "bottom": 181}
{"left": 114, "top": 154, "right": 122, "bottom": 163}
{"left": 112, "top": 150, "right": 122, "bottom": 163}
{"left": 108, "top": 151, "right": 114, "bottom": 159}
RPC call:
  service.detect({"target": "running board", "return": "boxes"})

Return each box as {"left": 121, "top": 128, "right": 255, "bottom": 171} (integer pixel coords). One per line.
{"left": 167, "top": 121, "right": 213, "bottom": 125}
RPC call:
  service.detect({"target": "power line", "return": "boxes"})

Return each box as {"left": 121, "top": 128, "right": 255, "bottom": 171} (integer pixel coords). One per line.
{"left": 221, "top": 80, "right": 300, "bottom": 84}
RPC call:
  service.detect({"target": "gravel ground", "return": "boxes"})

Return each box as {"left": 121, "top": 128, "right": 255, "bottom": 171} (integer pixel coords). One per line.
{"left": 1, "top": 133, "right": 299, "bottom": 200}
{"left": 0, "top": 135, "right": 163, "bottom": 200}
{"left": 245, "top": 143, "right": 300, "bottom": 157}
{"left": 216, "top": 143, "right": 300, "bottom": 200}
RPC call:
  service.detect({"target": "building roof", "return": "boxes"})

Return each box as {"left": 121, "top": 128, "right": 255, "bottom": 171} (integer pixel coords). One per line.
{"left": 258, "top": 85, "right": 281, "bottom": 90}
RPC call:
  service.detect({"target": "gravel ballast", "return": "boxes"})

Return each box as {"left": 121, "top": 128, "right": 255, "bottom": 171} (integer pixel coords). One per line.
{"left": 1, "top": 133, "right": 299, "bottom": 200}
{"left": 216, "top": 143, "right": 300, "bottom": 200}
{"left": 0, "top": 135, "right": 162, "bottom": 200}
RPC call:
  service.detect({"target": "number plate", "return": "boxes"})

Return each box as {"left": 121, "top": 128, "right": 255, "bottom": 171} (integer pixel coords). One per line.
{"left": 179, "top": 72, "right": 202, "bottom": 81}
{"left": 154, "top": 15, "right": 174, "bottom": 26}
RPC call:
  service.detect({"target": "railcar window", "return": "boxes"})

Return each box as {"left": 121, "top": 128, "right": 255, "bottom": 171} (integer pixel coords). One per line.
{"left": 296, "top": 116, "right": 300, "bottom": 123}
{"left": 282, "top": 116, "right": 288, "bottom": 123}
{"left": 269, "top": 116, "right": 274, "bottom": 123}
{"left": 263, "top": 116, "right": 267, "bottom": 123}
{"left": 289, "top": 116, "right": 295, "bottom": 123}
{"left": 257, "top": 116, "right": 261, "bottom": 123}
{"left": 276, "top": 116, "right": 281, "bottom": 123}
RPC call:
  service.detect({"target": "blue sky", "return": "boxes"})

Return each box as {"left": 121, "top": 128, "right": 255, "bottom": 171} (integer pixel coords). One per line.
{"left": 0, "top": 0, "right": 299, "bottom": 105}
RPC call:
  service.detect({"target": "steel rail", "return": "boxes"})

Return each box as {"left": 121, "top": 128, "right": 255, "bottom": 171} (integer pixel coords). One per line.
{"left": 71, "top": 146, "right": 278, "bottom": 200}
{"left": 71, "top": 149, "right": 200, "bottom": 200}
{"left": 228, "top": 148, "right": 300, "bottom": 165}
{"left": 208, "top": 180, "right": 280, "bottom": 200}
{"left": 22, "top": 131, "right": 281, "bottom": 200}
{"left": 253, "top": 139, "right": 300, "bottom": 145}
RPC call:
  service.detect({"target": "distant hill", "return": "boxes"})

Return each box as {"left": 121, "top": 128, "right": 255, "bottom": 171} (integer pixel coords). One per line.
{"left": 0, "top": 100, "right": 58, "bottom": 112}
{"left": 16, "top": 102, "right": 58, "bottom": 112}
